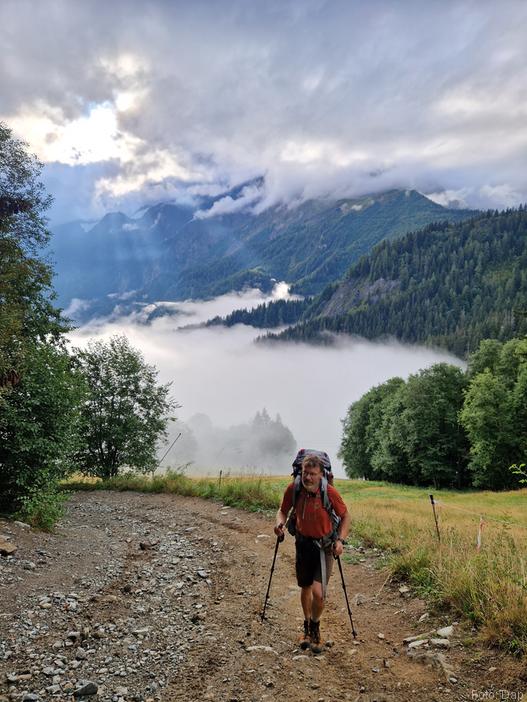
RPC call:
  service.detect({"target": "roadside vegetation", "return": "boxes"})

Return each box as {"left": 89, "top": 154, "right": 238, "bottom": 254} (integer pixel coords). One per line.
{"left": 0, "top": 123, "right": 175, "bottom": 528}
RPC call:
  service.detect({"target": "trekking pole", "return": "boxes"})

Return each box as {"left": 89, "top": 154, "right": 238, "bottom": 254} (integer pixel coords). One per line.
{"left": 336, "top": 555, "right": 357, "bottom": 639}
{"left": 260, "top": 532, "right": 284, "bottom": 622}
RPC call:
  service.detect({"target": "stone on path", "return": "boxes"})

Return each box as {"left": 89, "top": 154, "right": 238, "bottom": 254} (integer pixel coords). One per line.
{"left": 245, "top": 645, "right": 279, "bottom": 656}
{"left": 0, "top": 538, "right": 17, "bottom": 556}
{"left": 74, "top": 681, "right": 98, "bottom": 697}
{"left": 436, "top": 625, "right": 454, "bottom": 638}
{"left": 408, "top": 639, "right": 429, "bottom": 649}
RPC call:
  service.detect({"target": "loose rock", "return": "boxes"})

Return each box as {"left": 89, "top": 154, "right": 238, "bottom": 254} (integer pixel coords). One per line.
{"left": 74, "top": 681, "right": 98, "bottom": 697}
{"left": 0, "top": 538, "right": 17, "bottom": 556}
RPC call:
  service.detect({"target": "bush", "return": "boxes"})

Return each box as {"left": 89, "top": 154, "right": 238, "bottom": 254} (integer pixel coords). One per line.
{"left": 0, "top": 342, "right": 84, "bottom": 514}
{"left": 17, "top": 487, "right": 68, "bottom": 531}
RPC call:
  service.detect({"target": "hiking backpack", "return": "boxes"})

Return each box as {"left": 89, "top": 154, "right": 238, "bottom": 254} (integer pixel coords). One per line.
{"left": 286, "top": 449, "right": 341, "bottom": 540}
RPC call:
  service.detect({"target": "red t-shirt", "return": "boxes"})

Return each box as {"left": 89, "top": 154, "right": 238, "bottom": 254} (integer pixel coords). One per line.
{"left": 280, "top": 481, "right": 348, "bottom": 538}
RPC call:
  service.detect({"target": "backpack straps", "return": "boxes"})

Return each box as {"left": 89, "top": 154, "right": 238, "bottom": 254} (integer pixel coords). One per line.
{"left": 291, "top": 476, "right": 341, "bottom": 541}
{"left": 292, "top": 474, "right": 302, "bottom": 510}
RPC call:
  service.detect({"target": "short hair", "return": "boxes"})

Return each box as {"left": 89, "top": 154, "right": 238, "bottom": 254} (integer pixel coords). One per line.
{"left": 302, "top": 454, "right": 324, "bottom": 471}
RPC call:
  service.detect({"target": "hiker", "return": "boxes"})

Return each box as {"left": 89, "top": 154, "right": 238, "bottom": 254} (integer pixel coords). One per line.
{"left": 274, "top": 453, "right": 350, "bottom": 653}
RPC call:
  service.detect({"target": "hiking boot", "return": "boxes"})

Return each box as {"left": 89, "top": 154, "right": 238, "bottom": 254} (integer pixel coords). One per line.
{"left": 309, "top": 618, "right": 324, "bottom": 654}
{"left": 299, "top": 619, "right": 311, "bottom": 650}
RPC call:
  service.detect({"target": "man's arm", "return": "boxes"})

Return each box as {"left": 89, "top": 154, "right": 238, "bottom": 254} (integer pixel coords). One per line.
{"left": 274, "top": 484, "right": 293, "bottom": 538}
{"left": 333, "top": 505, "right": 351, "bottom": 557}
{"left": 337, "top": 509, "right": 351, "bottom": 542}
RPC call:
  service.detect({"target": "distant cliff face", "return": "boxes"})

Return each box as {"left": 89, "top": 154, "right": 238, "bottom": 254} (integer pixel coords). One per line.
{"left": 319, "top": 277, "right": 401, "bottom": 317}
{"left": 49, "top": 186, "right": 475, "bottom": 321}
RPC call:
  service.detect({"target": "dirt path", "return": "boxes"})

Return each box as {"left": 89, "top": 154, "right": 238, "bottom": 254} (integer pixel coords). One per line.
{"left": 0, "top": 492, "right": 524, "bottom": 702}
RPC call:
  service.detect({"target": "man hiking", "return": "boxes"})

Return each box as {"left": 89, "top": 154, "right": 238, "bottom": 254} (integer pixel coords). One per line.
{"left": 274, "top": 453, "right": 350, "bottom": 653}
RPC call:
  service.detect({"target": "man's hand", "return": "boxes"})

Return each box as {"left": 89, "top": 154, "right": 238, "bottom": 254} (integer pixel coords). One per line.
{"left": 274, "top": 522, "right": 285, "bottom": 541}
{"left": 333, "top": 538, "right": 344, "bottom": 557}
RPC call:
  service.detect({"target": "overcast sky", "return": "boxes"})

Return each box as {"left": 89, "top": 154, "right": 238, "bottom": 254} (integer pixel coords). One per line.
{"left": 1, "top": 0, "right": 526, "bottom": 223}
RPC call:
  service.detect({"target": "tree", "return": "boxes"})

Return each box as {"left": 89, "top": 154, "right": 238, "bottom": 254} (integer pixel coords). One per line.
{"left": 396, "top": 364, "right": 469, "bottom": 488}
{"left": 75, "top": 335, "right": 177, "bottom": 478}
{"left": 0, "top": 343, "right": 84, "bottom": 514}
{"left": 0, "top": 122, "right": 64, "bottom": 384}
{"left": 460, "top": 369, "right": 517, "bottom": 489}
{"left": 251, "top": 410, "right": 295, "bottom": 460}
{"left": 339, "top": 394, "right": 372, "bottom": 478}
{"left": 371, "top": 383, "right": 412, "bottom": 484}
{"left": 0, "top": 122, "right": 76, "bottom": 521}
{"left": 467, "top": 339, "right": 503, "bottom": 379}
{"left": 339, "top": 378, "right": 404, "bottom": 479}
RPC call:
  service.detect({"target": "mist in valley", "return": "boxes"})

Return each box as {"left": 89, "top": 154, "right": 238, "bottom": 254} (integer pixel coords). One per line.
{"left": 69, "top": 285, "right": 465, "bottom": 478}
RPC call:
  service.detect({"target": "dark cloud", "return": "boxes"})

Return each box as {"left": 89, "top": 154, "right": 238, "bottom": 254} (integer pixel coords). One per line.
{"left": 1, "top": 0, "right": 527, "bottom": 219}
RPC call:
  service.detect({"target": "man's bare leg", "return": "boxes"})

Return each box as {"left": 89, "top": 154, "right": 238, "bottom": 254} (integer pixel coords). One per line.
{"left": 309, "top": 580, "right": 325, "bottom": 653}
{"left": 311, "top": 580, "right": 324, "bottom": 622}
{"left": 300, "top": 585, "right": 312, "bottom": 620}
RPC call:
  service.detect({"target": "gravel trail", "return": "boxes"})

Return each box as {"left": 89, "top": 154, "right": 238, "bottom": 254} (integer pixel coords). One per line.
{"left": 0, "top": 492, "right": 524, "bottom": 702}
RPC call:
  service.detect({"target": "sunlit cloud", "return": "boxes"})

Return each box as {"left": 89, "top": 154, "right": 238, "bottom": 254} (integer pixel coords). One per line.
{"left": 7, "top": 102, "right": 139, "bottom": 165}
{"left": 1, "top": 0, "right": 526, "bottom": 219}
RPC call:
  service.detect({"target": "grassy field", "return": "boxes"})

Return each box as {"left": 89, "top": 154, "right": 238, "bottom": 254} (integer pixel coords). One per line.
{"left": 63, "top": 471, "right": 527, "bottom": 655}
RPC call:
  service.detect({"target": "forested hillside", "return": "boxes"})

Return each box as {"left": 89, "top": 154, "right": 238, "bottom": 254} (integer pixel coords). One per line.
{"left": 265, "top": 208, "right": 527, "bottom": 356}
{"left": 50, "top": 188, "right": 474, "bottom": 320}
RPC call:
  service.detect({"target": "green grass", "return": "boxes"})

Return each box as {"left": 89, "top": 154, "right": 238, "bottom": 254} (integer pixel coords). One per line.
{"left": 63, "top": 471, "right": 527, "bottom": 655}
{"left": 62, "top": 470, "right": 284, "bottom": 512}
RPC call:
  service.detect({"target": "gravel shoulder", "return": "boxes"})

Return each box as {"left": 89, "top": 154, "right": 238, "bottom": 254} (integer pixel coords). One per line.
{"left": 0, "top": 491, "right": 525, "bottom": 702}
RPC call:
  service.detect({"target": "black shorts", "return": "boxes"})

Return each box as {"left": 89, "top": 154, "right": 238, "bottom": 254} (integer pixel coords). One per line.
{"left": 295, "top": 536, "right": 334, "bottom": 588}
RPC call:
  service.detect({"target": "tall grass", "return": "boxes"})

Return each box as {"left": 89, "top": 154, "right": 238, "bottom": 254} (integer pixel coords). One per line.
{"left": 336, "top": 480, "right": 527, "bottom": 655}
{"left": 64, "top": 472, "right": 527, "bottom": 654}
{"left": 62, "top": 470, "right": 284, "bottom": 512}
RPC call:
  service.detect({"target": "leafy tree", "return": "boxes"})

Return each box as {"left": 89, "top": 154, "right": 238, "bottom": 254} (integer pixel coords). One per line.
{"left": 0, "top": 122, "right": 64, "bottom": 383}
{"left": 341, "top": 337, "right": 527, "bottom": 490}
{"left": 371, "top": 384, "right": 410, "bottom": 484}
{"left": 0, "top": 122, "right": 76, "bottom": 521}
{"left": 74, "top": 335, "right": 177, "bottom": 478}
{"left": 512, "top": 364, "right": 527, "bottom": 459}
{"left": 339, "top": 392, "right": 373, "bottom": 478}
{"left": 467, "top": 339, "right": 503, "bottom": 378}
{"left": 396, "top": 364, "right": 469, "bottom": 488}
{"left": 460, "top": 369, "right": 517, "bottom": 489}
{"left": 339, "top": 377, "right": 404, "bottom": 479}
{"left": 0, "top": 343, "right": 84, "bottom": 514}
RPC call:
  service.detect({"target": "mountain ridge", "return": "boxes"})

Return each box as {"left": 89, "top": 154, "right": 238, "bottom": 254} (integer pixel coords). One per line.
{"left": 260, "top": 207, "right": 527, "bottom": 356}
{"left": 49, "top": 187, "right": 476, "bottom": 321}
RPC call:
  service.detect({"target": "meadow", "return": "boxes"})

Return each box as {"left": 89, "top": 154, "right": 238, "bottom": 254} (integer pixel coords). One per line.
{"left": 64, "top": 472, "right": 527, "bottom": 654}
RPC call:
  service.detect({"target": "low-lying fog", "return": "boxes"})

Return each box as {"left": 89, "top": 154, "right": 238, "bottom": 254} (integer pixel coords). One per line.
{"left": 69, "top": 285, "right": 465, "bottom": 478}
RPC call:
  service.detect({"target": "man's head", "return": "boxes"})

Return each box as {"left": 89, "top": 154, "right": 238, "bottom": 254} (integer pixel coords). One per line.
{"left": 301, "top": 454, "right": 324, "bottom": 493}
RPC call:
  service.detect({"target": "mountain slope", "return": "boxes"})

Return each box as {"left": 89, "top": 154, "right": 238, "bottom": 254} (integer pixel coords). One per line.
{"left": 263, "top": 208, "right": 527, "bottom": 356}
{"left": 49, "top": 187, "right": 476, "bottom": 319}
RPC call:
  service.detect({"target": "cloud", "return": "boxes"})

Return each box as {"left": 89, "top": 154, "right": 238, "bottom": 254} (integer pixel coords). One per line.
{"left": 68, "top": 286, "right": 465, "bottom": 477}
{"left": 193, "top": 184, "right": 263, "bottom": 219}
{"left": 2, "top": 0, "right": 527, "bottom": 219}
